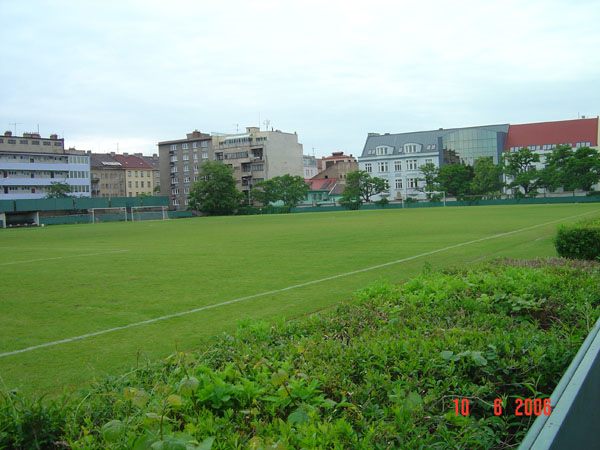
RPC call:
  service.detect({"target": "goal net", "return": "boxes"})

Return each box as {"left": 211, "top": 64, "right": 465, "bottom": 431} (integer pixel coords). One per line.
{"left": 131, "top": 206, "right": 169, "bottom": 222}
{"left": 90, "top": 207, "right": 128, "bottom": 223}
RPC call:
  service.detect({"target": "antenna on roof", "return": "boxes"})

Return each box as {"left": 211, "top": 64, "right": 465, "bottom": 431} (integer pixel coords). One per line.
{"left": 9, "top": 122, "right": 22, "bottom": 135}
{"left": 263, "top": 119, "right": 271, "bottom": 131}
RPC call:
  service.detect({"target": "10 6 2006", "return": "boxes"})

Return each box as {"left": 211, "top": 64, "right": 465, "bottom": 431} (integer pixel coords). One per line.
{"left": 452, "top": 397, "right": 552, "bottom": 417}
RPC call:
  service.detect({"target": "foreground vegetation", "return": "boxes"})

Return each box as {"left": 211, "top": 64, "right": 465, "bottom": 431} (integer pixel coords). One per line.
{"left": 555, "top": 218, "right": 600, "bottom": 260}
{"left": 2, "top": 259, "right": 598, "bottom": 449}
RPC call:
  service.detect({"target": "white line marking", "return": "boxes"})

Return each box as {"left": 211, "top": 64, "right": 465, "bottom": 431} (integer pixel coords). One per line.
{"left": 0, "top": 250, "right": 130, "bottom": 267}
{"left": 1, "top": 209, "right": 598, "bottom": 358}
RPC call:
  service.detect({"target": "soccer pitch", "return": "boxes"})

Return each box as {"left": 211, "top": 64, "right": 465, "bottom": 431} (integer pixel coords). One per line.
{"left": 1, "top": 203, "right": 599, "bottom": 394}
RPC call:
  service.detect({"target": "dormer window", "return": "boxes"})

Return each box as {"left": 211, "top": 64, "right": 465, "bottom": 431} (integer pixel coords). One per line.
{"left": 404, "top": 143, "right": 421, "bottom": 153}
{"left": 375, "top": 145, "right": 393, "bottom": 155}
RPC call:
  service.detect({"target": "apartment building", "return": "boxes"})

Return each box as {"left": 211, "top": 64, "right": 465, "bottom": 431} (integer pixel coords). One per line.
{"left": 112, "top": 154, "right": 154, "bottom": 197}
{"left": 139, "top": 153, "right": 160, "bottom": 193}
{"left": 0, "top": 131, "right": 90, "bottom": 199}
{"left": 158, "top": 127, "right": 304, "bottom": 209}
{"left": 303, "top": 155, "right": 318, "bottom": 178}
{"left": 212, "top": 127, "right": 303, "bottom": 201}
{"left": 158, "top": 130, "right": 213, "bottom": 208}
{"left": 359, "top": 124, "right": 509, "bottom": 200}
{"left": 90, "top": 152, "right": 126, "bottom": 197}
{"left": 317, "top": 151, "right": 357, "bottom": 172}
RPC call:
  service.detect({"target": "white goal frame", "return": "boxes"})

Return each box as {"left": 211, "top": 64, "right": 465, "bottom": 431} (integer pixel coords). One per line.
{"left": 424, "top": 191, "right": 447, "bottom": 206}
{"left": 130, "top": 206, "right": 169, "bottom": 222}
{"left": 89, "top": 207, "right": 128, "bottom": 223}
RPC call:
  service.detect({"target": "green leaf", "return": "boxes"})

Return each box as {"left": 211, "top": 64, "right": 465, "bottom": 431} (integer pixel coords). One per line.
{"left": 288, "top": 406, "right": 310, "bottom": 425}
{"left": 470, "top": 351, "right": 488, "bottom": 366}
{"left": 101, "top": 419, "right": 126, "bottom": 443}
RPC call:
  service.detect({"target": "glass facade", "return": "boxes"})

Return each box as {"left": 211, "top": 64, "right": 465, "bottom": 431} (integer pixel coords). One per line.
{"left": 442, "top": 128, "right": 502, "bottom": 165}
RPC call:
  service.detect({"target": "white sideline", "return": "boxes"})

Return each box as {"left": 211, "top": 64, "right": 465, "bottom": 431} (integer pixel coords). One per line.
{"left": 1, "top": 209, "right": 598, "bottom": 359}
{"left": 0, "top": 250, "right": 130, "bottom": 267}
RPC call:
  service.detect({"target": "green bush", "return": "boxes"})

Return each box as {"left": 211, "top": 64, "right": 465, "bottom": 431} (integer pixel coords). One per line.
{"left": 1, "top": 260, "right": 599, "bottom": 448}
{"left": 555, "top": 219, "right": 600, "bottom": 260}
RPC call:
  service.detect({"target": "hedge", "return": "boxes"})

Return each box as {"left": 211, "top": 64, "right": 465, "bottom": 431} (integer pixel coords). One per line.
{"left": 555, "top": 219, "right": 600, "bottom": 260}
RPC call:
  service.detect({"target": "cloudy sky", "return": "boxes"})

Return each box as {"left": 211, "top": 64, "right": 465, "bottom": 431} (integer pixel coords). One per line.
{"left": 1, "top": 0, "right": 599, "bottom": 157}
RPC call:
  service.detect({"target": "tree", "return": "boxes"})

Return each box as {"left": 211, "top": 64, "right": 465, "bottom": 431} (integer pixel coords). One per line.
{"left": 45, "top": 182, "right": 71, "bottom": 198}
{"left": 252, "top": 175, "right": 308, "bottom": 208}
{"left": 502, "top": 147, "right": 540, "bottom": 197}
{"left": 436, "top": 164, "right": 473, "bottom": 198}
{"left": 419, "top": 162, "right": 439, "bottom": 197}
{"left": 188, "top": 161, "right": 242, "bottom": 215}
{"left": 340, "top": 170, "right": 389, "bottom": 209}
{"left": 470, "top": 157, "right": 504, "bottom": 197}
{"left": 567, "top": 146, "right": 600, "bottom": 191}
{"left": 538, "top": 144, "right": 572, "bottom": 193}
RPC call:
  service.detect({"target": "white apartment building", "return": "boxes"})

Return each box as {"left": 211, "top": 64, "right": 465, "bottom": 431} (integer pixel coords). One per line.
{"left": 0, "top": 131, "right": 90, "bottom": 199}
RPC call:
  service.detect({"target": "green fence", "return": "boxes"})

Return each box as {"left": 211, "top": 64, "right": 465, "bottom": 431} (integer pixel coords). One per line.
{"left": 39, "top": 214, "right": 92, "bottom": 226}
{"left": 7, "top": 196, "right": 169, "bottom": 212}
{"left": 292, "top": 195, "right": 600, "bottom": 213}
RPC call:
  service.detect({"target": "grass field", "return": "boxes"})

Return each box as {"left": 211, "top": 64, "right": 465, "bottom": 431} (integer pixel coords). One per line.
{"left": 1, "top": 203, "right": 599, "bottom": 395}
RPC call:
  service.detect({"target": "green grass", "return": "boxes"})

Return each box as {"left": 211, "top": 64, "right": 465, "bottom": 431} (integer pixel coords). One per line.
{"left": 0, "top": 203, "right": 599, "bottom": 394}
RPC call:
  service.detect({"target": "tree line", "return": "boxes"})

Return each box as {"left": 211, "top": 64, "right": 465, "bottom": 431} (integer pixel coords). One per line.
{"left": 339, "top": 145, "right": 600, "bottom": 208}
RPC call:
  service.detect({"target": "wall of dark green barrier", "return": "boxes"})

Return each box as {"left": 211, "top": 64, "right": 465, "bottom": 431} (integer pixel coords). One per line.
{"left": 291, "top": 195, "right": 600, "bottom": 213}
{"left": 0, "top": 196, "right": 169, "bottom": 213}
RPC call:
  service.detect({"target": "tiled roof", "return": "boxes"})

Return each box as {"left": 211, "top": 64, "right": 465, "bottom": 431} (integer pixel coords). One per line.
{"left": 505, "top": 118, "right": 598, "bottom": 150}
{"left": 90, "top": 153, "right": 122, "bottom": 169}
{"left": 306, "top": 178, "right": 337, "bottom": 191}
{"left": 113, "top": 154, "right": 154, "bottom": 170}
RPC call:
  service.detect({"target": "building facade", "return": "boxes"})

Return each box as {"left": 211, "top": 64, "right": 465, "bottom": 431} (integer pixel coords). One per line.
{"left": 0, "top": 131, "right": 90, "bottom": 199}
{"left": 212, "top": 127, "right": 304, "bottom": 201}
{"left": 112, "top": 154, "right": 154, "bottom": 197}
{"left": 317, "top": 151, "right": 357, "bottom": 172}
{"left": 158, "top": 130, "right": 213, "bottom": 209}
{"left": 90, "top": 152, "right": 126, "bottom": 198}
{"left": 359, "top": 124, "right": 509, "bottom": 200}
{"left": 503, "top": 117, "right": 600, "bottom": 193}
{"left": 158, "top": 127, "right": 304, "bottom": 209}
{"left": 139, "top": 153, "right": 160, "bottom": 193}
{"left": 303, "top": 155, "right": 318, "bottom": 178}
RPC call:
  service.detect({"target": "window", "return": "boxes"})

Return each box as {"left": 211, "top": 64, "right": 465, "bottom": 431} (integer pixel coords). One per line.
{"left": 395, "top": 179, "right": 403, "bottom": 189}
{"left": 54, "top": 142, "right": 61, "bottom": 147}
{"left": 135, "top": 171, "right": 138, "bottom": 177}
{"left": 394, "top": 161, "right": 402, "bottom": 172}
{"left": 407, "top": 178, "right": 418, "bottom": 188}
{"left": 202, "top": 151, "right": 208, "bottom": 159}
{"left": 183, "top": 164, "right": 189, "bottom": 172}
{"left": 192, "top": 142, "right": 198, "bottom": 149}
{"left": 141, "top": 181, "right": 145, "bottom": 188}
{"left": 378, "top": 161, "right": 388, "bottom": 172}
{"left": 20, "top": 139, "right": 28, "bottom": 144}
{"left": 170, "top": 144, "right": 177, "bottom": 151}
{"left": 135, "top": 181, "right": 139, "bottom": 188}
{"left": 251, "top": 163, "right": 264, "bottom": 171}
{"left": 425, "top": 158, "right": 433, "bottom": 165}
{"left": 365, "top": 163, "right": 372, "bottom": 173}
{"left": 8, "top": 139, "right": 16, "bottom": 144}
{"left": 182, "top": 143, "right": 189, "bottom": 149}
{"left": 32, "top": 140, "right": 39, "bottom": 145}
{"left": 407, "top": 159, "right": 418, "bottom": 170}
{"left": 183, "top": 154, "right": 189, "bottom": 161}
{"left": 43, "top": 141, "right": 51, "bottom": 146}
{"left": 404, "top": 144, "right": 418, "bottom": 153}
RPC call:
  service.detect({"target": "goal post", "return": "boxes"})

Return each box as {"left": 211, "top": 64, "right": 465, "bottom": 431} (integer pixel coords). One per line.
{"left": 89, "top": 207, "right": 128, "bottom": 223}
{"left": 424, "top": 191, "right": 446, "bottom": 206}
{"left": 130, "top": 206, "right": 169, "bottom": 222}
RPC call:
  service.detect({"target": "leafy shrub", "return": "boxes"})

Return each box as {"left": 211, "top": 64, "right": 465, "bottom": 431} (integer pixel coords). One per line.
{"left": 555, "top": 219, "right": 600, "bottom": 260}
{"left": 374, "top": 197, "right": 389, "bottom": 207}
{"left": 1, "top": 260, "right": 599, "bottom": 448}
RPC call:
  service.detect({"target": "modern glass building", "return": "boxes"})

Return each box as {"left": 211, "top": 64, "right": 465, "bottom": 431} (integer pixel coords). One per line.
{"left": 441, "top": 125, "right": 509, "bottom": 165}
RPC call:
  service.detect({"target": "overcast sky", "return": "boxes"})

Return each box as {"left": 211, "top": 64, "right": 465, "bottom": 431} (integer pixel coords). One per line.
{"left": 1, "top": 0, "right": 599, "bottom": 157}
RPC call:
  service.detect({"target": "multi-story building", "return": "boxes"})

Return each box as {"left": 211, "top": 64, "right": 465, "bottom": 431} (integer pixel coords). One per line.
{"left": 504, "top": 117, "right": 600, "bottom": 193}
{"left": 303, "top": 155, "right": 318, "bottom": 178}
{"left": 139, "top": 153, "right": 160, "bottom": 193}
{"left": 0, "top": 131, "right": 90, "bottom": 199}
{"left": 90, "top": 152, "right": 126, "bottom": 198}
{"left": 112, "top": 154, "right": 155, "bottom": 197}
{"left": 317, "top": 151, "right": 357, "bottom": 172}
{"left": 158, "top": 127, "right": 304, "bottom": 209}
{"left": 212, "top": 127, "right": 304, "bottom": 202}
{"left": 158, "top": 130, "right": 213, "bottom": 209}
{"left": 359, "top": 124, "right": 509, "bottom": 200}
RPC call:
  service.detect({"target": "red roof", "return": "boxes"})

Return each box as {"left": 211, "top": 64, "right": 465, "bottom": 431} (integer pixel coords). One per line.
{"left": 306, "top": 178, "right": 337, "bottom": 190}
{"left": 505, "top": 118, "right": 598, "bottom": 150}
{"left": 113, "top": 154, "right": 154, "bottom": 170}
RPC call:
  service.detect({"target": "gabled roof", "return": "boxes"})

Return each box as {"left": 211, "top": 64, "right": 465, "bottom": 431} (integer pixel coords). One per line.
{"left": 306, "top": 178, "right": 337, "bottom": 191}
{"left": 90, "top": 153, "right": 122, "bottom": 169}
{"left": 505, "top": 118, "right": 598, "bottom": 150}
{"left": 113, "top": 154, "right": 154, "bottom": 170}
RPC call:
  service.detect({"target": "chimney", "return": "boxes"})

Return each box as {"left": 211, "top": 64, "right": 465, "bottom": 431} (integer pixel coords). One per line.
{"left": 4, "top": 131, "right": 12, "bottom": 137}
{"left": 50, "top": 133, "right": 58, "bottom": 139}
{"left": 123, "top": 152, "right": 129, "bottom": 156}
{"left": 186, "top": 130, "right": 202, "bottom": 139}
{"left": 134, "top": 152, "right": 142, "bottom": 157}
{"left": 110, "top": 152, "right": 116, "bottom": 157}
